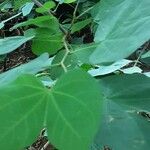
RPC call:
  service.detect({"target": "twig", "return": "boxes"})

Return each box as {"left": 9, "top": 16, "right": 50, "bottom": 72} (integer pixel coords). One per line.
{"left": 76, "top": 6, "right": 94, "bottom": 20}
{"left": 69, "top": 0, "right": 80, "bottom": 30}
{"left": 134, "top": 42, "right": 149, "bottom": 66}
{"left": 60, "top": 36, "right": 71, "bottom": 72}
{"left": 2, "top": 12, "right": 22, "bottom": 24}
{"left": 52, "top": 2, "right": 60, "bottom": 13}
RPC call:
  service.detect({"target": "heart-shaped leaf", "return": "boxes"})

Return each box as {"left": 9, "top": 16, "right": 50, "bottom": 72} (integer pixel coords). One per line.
{"left": 0, "top": 69, "right": 103, "bottom": 150}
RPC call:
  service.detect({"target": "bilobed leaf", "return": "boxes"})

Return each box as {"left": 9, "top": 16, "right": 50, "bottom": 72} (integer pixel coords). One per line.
{"left": 90, "top": 0, "right": 150, "bottom": 64}
{"left": 93, "top": 74, "right": 150, "bottom": 150}
{"left": 0, "top": 69, "right": 103, "bottom": 150}
{"left": 0, "top": 36, "right": 34, "bottom": 55}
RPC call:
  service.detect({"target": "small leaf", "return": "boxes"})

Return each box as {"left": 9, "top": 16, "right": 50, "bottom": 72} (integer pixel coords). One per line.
{"left": 120, "top": 66, "right": 142, "bottom": 74}
{"left": 0, "top": 36, "right": 34, "bottom": 55}
{"left": 71, "top": 18, "right": 92, "bottom": 33}
{"left": 32, "top": 28, "right": 63, "bottom": 55}
{"left": 12, "top": 16, "right": 59, "bottom": 32}
{"left": 0, "top": 22, "right": 4, "bottom": 29}
{"left": 21, "top": 2, "right": 34, "bottom": 16}
{"left": 88, "top": 59, "right": 131, "bottom": 76}
{"left": 36, "top": 1, "right": 56, "bottom": 13}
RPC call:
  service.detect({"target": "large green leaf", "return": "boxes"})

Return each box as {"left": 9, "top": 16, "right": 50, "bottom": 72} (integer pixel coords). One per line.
{"left": 89, "top": 0, "right": 150, "bottom": 64}
{"left": 0, "top": 69, "right": 103, "bottom": 150}
{"left": 48, "top": 69, "right": 103, "bottom": 150}
{"left": 0, "top": 36, "right": 33, "bottom": 55}
{"left": 93, "top": 74, "right": 150, "bottom": 150}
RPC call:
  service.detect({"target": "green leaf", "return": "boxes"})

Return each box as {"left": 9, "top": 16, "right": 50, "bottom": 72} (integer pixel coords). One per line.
{"left": 0, "top": 75, "right": 47, "bottom": 150}
{"left": 32, "top": 28, "right": 63, "bottom": 55}
{"left": 120, "top": 66, "right": 142, "bottom": 74}
{"left": 0, "top": 22, "right": 4, "bottom": 29}
{"left": 47, "top": 69, "right": 103, "bottom": 150}
{"left": 142, "top": 51, "right": 150, "bottom": 59}
{"left": 93, "top": 74, "right": 150, "bottom": 150}
{"left": 0, "top": 53, "right": 51, "bottom": 86}
{"left": 11, "top": 16, "right": 59, "bottom": 32}
{"left": 71, "top": 18, "right": 92, "bottom": 33}
{"left": 0, "top": 69, "right": 103, "bottom": 150}
{"left": 0, "top": 0, "right": 10, "bottom": 10}
{"left": 141, "top": 51, "right": 150, "bottom": 64}
{"left": 90, "top": 0, "right": 150, "bottom": 64}
{"left": 0, "top": 36, "right": 34, "bottom": 55}
{"left": 36, "top": 1, "right": 56, "bottom": 13}
{"left": 88, "top": 59, "right": 131, "bottom": 76}
{"left": 21, "top": 2, "right": 34, "bottom": 16}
